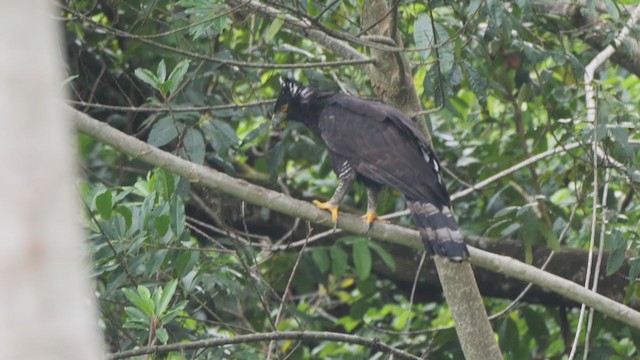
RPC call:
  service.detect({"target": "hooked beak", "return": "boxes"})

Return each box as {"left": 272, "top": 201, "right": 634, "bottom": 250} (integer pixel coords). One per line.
{"left": 271, "top": 111, "right": 286, "bottom": 129}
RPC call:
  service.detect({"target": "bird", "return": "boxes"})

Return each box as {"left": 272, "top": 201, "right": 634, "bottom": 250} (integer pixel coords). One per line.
{"left": 271, "top": 77, "right": 469, "bottom": 261}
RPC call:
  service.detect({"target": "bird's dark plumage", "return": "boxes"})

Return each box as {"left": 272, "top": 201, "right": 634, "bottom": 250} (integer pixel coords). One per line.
{"left": 273, "top": 78, "right": 469, "bottom": 261}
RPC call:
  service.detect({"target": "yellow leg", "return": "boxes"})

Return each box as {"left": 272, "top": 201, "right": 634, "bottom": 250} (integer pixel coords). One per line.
{"left": 362, "top": 211, "right": 388, "bottom": 227}
{"left": 313, "top": 200, "right": 340, "bottom": 222}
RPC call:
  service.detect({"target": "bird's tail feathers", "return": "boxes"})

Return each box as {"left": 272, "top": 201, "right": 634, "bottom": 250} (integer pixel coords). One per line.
{"left": 406, "top": 200, "right": 470, "bottom": 262}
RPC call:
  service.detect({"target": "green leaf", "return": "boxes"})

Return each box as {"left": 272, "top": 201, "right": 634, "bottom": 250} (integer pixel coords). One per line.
{"left": 156, "top": 328, "right": 169, "bottom": 344}
{"left": 154, "top": 214, "right": 170, "bottom": 237}
{"left": 629, "top": 259, "right": 640, "bottom": 284}
{"left": 174, "top": 251, "right": 194, "bottom": 278}
{"left": 158, "top": 279, "right": 178, "bottom": 315}
{"left": 606, "top": 232, "right": 626, "bottom": 276}
{"left": 62, "top": 74, "right": 79, "bottom": 87}
{"left": 183, "top": 128, "right": 205, "bottom": 164}
{"left": 311, "top": 248, "right": 331, "bottom": 274}
{"left": 241, "top": 123, "right": 270, "bottom": 145}
{"left": 413, "top": 14, "right": 433, "bottom": 59}
{"left": 200, "top": 119, "right": 238, "bottom": 157}
{"left": 147, "top": 249, "right": 168, "bottom": 273}
{"left": 124, "top": 306, "right": 151, "bottom": 326}
{"left": 148, "top": 117, "right": 179, "bottom": 147}
{"left": 95, "top": 190, "right": 113, "bottom": 219}
{"left": 330, "top": 245, "right": 348, "bottom": 278}
{"left": 267, "top": 140, "right": 285, "bottom": 180}
{"left": 603, "top": 0, "right": 619, "bottom": 21}
{"left": 368, "top": 242, "right": 396, "bottom": 272}
{"left": 435, "top": 24, "right": 454, "bottom": 73}
{"left": 134, "top": 68, "right": 160, "bottom": 90}
{"left": 157, "top": 59, "right": 167, "bottom": 83}
{"left": 353, "top": 238, "right": 372, "bottom": 280}
{"left": 137, "top": 285, "right": 152, "bottom": 299}
{"left": 167, "top": 59, "right": 191, "bottom": 94}
{"left": 123, "top": 286, "right": 155, "bottom": 318}
{"left": 160, "top": 304, "right": 184, "bottom": 324}
{"left": 170, "top": 196, "right": 185, "bottom": 238}
{"left": 265, "top": 13, "right": 285, "bottom": 42}
{"left": 540, "top": 223, "right": 560, "bottom": 251}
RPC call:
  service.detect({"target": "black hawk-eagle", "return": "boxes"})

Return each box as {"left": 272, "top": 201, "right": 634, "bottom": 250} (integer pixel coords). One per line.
{"left": 272, "top": 78, "right": 469, "bottom": 261}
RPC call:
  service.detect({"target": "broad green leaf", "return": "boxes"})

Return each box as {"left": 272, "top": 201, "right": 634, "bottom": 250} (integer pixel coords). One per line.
{"left": 521, "top": 308, "right": 549, "bottom": 348}
{"left": 330, "top": 245, "right": 348, "bottom": 278}
{"left": 413, "top": 14, "right": 432, "bottom": 59}
{"left": 353, "top": 238, "right": 372, "bottom": 280}
{"left": 494, "top": 206, "right": 521, "bottom": 218}
{"left": 122, "top": 286, "right": 155, "bottom": 318}
{"left": 174, "top": 251, "right": 194, "bottom": 278}
{"left": 241, "top": 123, "right": 270, "bottom": 145}
{"left": 168, "top": 59, "right": 191, "bottom": 94}
{"left": 156, "top": 59, "right": 167, "bottom": 83}
{"left": 391, "top": 309, "right": 410, "bottom": 331}
{"left": 148, "top": 117, "right": 179, "bottom": 147}
{"left": 178, "top": 0, "right": 229, "bottom": 39}
{"left": 629, "top": 259, "right": 640, "bottom": 284}
{"left": 115, "top": 205, "right": 133, "bottom": 231}
{"left": 607, "top": 232, "right": 627, "bottom": 276}
{"left": 265, "top": 13, "right": 285, "bottom": 42}
{"left": 311, "top": 248, "right": 331, "bottom": 274}
{"left": 124, "top": 306, "right": 151, "bottom": 326}
{"left": 368, "top": 242, "right": 396, "bottom": 272}
{"left": 267, "top": 140, "right": 285, "bottom": 180}
{"left": 160, "top": 301, "right": 186, "bottom": 324}
{"left": 134, "top": 68, "right": 160, "bottom": 90}
{"left": 498, "top": 317, "right": 520, "bottom": 353}
{"left": 170, "top": 196, "right": 185, "bottom": 238}
{"left": 604, "top": 0, "right": 619, "bottom": 21}
{"left": 435, "top": 24, "right": 454, "bottom": 73}
{"left": 200, "top": 119, "right": 238, "bottom": 157}
{"left": 156, "top": 328, "right": 169, "bottom": 344}
{"left": 95, "top": 190, "right": 113, "bottom": 219}
{"left": 183, "top": 128, "right": 205, "bottom": 164}
{"left": 157, "top": 279, "right": 178, "bottom": 315}
{"left": 147, "top": 249, "right": 168, "bottom": 273}
{"left": 154, "top": 214, "right": 170, "bottom": 237}
{"left": 539, "top": 224, "right": 560, "bottom": 251}
{"left": 137, "top": 285, "right": 152, "bottom": 299}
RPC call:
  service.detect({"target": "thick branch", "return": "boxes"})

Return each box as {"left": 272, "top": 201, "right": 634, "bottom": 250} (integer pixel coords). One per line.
{"left": 70, "top": 108, "right": 640, "bottom": 330}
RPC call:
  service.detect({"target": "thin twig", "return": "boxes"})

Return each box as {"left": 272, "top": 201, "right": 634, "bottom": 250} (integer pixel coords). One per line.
{"left": 107, "top": 330, "right": 421, "bottom": 360}
{"left": 266, "top": 222, "right": 312, "bottom": 359}
{"left": 583, "top": 168, "right": 611, "bottom": 359}
{"left": 569, "top": 6, "right": 640, "bottom": 358}
{"left": 404, "top": 251, "right": 427, "bottom": 332}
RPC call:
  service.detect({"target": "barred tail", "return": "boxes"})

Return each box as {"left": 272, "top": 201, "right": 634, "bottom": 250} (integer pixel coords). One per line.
{"left": 406, "top": 200, "right": 470, "bottom": 262}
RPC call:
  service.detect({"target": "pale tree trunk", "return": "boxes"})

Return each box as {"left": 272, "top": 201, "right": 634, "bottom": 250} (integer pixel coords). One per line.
{"left": 0, "top": 2, "right": 104, "bottom": 359}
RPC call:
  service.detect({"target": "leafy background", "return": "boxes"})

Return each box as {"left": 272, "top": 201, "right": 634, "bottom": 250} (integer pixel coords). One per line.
{"left": 64, "top": 0, "right": 640, "bottom": 358}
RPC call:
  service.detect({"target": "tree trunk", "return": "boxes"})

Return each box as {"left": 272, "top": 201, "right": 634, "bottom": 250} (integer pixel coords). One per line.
{"left": 361, "top": 1, "right": 503, "bottom": 358}
{"left": 0, "top": 2, "right": 104, "bottom": 359}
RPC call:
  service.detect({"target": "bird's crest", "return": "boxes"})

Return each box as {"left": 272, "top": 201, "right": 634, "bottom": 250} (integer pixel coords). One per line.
{"left": 279, "top": 77, "right": 313, "bottom": 101}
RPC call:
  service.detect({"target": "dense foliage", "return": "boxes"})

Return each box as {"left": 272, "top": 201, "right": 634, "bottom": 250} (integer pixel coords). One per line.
{"left": 63, "top": 0, "right": 640, "bottom": 358}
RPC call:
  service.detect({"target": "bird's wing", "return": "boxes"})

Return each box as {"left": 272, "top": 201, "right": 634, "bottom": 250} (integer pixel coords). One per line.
{"left": 317, "top": 96, "right": 451, "bottom": 208}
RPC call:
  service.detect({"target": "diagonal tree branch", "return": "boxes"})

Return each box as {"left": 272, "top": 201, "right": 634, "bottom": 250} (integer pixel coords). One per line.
{"left": 70, "top": 107, "right": 640, "bottom": 330}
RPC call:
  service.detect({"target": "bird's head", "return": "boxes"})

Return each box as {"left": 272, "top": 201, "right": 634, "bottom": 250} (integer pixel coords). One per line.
{"left": 272, "top": 77, "right": 312, "bottom": 128}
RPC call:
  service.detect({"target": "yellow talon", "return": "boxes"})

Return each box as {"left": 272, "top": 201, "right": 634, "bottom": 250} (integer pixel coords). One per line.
{"left": 362, "top": 211, "right": 388, "bottom": 226}
{"left": 313, "top": 200, "right": 339, "bottom": 222}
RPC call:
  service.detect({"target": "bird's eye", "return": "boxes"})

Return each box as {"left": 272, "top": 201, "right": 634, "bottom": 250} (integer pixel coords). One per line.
{"left": 281, "top": 104, "right": 288, "bottom": 113}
